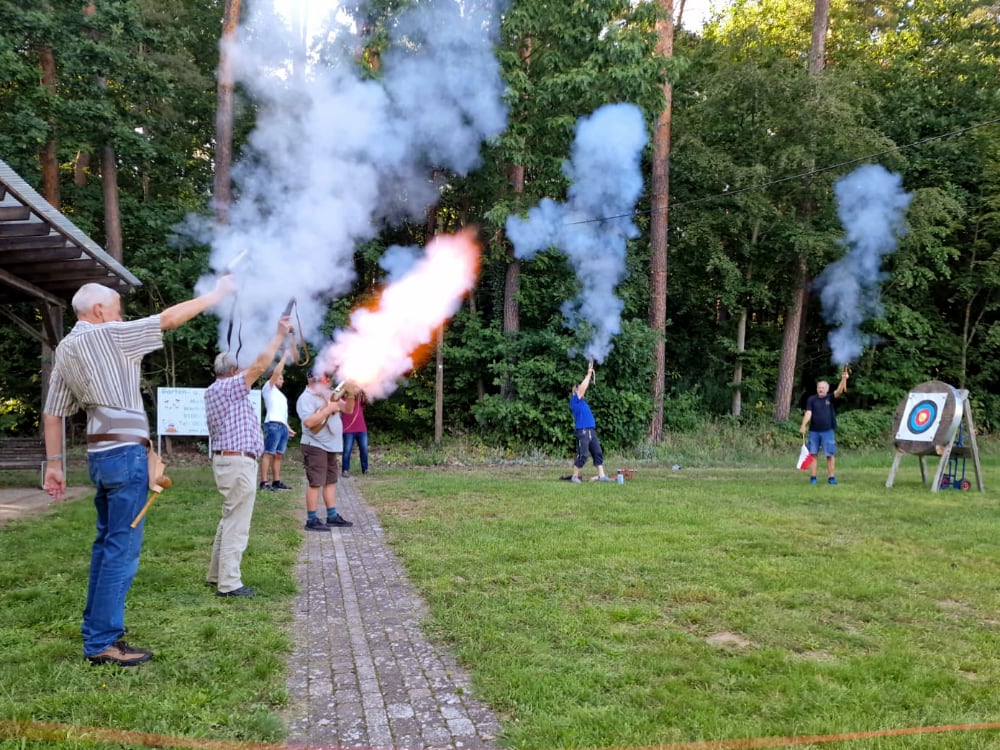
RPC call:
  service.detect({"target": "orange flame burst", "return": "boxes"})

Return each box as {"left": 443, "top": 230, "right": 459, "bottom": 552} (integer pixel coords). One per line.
{"left": 318, "top": 228, "right": 481, "bottom": 399}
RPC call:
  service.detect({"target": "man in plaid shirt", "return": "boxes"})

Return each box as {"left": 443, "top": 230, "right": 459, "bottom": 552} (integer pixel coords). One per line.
{"left": 204, "top": 317, "right": 292, "bottom": 597}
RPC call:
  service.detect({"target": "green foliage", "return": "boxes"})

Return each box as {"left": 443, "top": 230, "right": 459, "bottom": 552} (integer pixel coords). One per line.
{"left": 469, "top": 319, "right": 656, "bottom": 452}
{"left": 661, "top": 387, "right": 708, "bottom": 432}
{"left": 835, "top": 406, "right": 896, "bottom": 450}
{"left": 0, "top": 305, "right": 43, "bottom": 435}
{"left": 0, "top": 398, "right": 30, "bottom": 434}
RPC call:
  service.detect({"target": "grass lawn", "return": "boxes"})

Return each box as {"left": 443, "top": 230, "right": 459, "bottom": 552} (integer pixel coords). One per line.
{"left": 2, "top": 445, "right": 999, "bottom": 749}
{"left": 0, "top": 461, "right": 303, "bottom": 748}
{"left": 359, "top": 453, "right": 1000, "bottom": 749}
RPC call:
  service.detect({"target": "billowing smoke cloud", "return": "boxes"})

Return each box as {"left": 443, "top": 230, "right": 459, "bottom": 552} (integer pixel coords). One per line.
{"left": 190, "top": 0, "right": 507, "bottom": 365}
{"left": 504, "top": 103, "right": 648, "bottom": 363}
{"left": 815, "top": 164, "right": 913, "bottom": 366}
{"left": 379, "top": 244, "right": 421, "bottom": 282}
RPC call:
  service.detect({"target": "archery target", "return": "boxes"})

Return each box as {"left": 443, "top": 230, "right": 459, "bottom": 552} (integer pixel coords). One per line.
{"left": 895, "top": 392, "right": 948, "bottom": 442}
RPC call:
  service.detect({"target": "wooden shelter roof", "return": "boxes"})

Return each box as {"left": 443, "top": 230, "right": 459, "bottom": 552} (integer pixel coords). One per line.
{"left": 0, "top": 158, "right": 141, "bottom": 310}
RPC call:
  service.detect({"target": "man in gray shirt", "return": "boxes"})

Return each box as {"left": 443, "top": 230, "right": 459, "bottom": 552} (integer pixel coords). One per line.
{"left": 296, "top": 375, "right": 354, "bottom": 530}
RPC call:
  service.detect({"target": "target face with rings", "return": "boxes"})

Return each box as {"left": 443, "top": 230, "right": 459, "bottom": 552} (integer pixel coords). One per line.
{"left": 907, "top": 400, "right": 937, "bottom": 435}
{"left": 895, "top": 391, "right": 949, "bottom": 443}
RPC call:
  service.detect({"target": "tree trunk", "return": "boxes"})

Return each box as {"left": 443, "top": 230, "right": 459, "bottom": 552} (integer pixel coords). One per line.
{"left": 39, "top": 302, "right": 63, "bottom": 442}
{"left": 214, "top": 0, "right": 242, "bottom": 224}
{"left": 502, "top": 162, "right": 524, "bottom": 400}
{"left": 425, "top": 179, "right": 444, "bottom": 445}
{"left": 102, "top": 145, "right": 123, "bottom": 261}
{"left": 732, "top": 223, "right": 758, "bottom": 417}
{"left": 647, "top": 0, "right": 674, "bottom": 443}
{"left": 74, "top": 152, "right": 92, "bottom": 186}
{"left": 500, "top": 38, "right": 532, "bottom": 401}
{"left": 774, "top": 262, "right": 808, "bottom": 421}
{"left": 38, "top": 45, "right": 60, "bottom": 208}
{"left": 731, "top": 308, "right": 747, "bottom": 417}
{"left": 458, "top": 190, "right": 485, "bottom": 404}
{"left": 434, "top": 326, "right": 444, "bottom": 446}
{"left": 772, "top": 0, "right": 828, "bottom": 421}
{"left": 808, "top": 0, "right": 831, "bottom": 75}
{"left": 81, "top": 1, "right": 123, "bottom": 258}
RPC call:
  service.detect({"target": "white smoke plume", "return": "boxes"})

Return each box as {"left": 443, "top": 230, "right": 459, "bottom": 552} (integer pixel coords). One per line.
{"left": 190, "top": 0, "right": 507, "bottom": 366}
{"left": 815, "top": 163, "right": 913, "bottom": 366}
{"left": 504, "top": 103, "right": 648, "bottom": 363}
{"left": 379, "top": 244, "right": 422, "bottom": 281}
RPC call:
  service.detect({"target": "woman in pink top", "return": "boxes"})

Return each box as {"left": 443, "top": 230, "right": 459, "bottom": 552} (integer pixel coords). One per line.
{"left": 341, "top": 389, "right": 368, "bottom": 477}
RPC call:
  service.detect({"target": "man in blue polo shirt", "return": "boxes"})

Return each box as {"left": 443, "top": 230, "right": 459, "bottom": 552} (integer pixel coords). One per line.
{"left": 800, "top": 367, "right": 849, "bottom": 485}
{"left": 569, "top": 362, "right": 613, "bottom": 484}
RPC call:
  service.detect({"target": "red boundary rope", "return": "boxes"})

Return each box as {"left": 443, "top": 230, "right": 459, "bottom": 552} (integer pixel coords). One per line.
{"left": 2, "top": 719, "right": 1000, "bottom": 750}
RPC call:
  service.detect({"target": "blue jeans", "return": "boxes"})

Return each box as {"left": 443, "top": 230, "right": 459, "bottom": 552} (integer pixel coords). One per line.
{"left": 83, "top": 444, "right": 149, "bottom": 657}
{"left": 807, "top": 429, "right": 837, "bottom": 456}
{"left": 263, "top": 421, "right": 289, "bottom": 455}
{"left": 342, "top": 431, "right": 368, "bottom": 473}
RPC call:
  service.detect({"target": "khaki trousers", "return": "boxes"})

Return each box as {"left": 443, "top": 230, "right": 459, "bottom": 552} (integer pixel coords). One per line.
{"left": 208, "top": 455, "right": 258, "bottom": 593}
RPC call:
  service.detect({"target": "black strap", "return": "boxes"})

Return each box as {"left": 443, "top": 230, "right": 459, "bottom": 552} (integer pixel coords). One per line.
{"left": 226, "top": 294, "right": 243, "bottom": 362}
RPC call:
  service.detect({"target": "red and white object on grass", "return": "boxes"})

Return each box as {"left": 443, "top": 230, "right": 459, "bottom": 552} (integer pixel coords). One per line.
{"left": 797, "top": 444, "right": 815, "bottom": 471}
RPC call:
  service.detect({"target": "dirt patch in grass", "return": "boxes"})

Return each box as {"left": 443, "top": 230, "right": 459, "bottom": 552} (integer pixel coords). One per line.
{"left": 706, "top": 631, "right": 752, "bottom": 649}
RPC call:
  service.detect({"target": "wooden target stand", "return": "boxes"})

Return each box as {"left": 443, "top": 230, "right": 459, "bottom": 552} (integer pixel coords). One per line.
{"left": 885, "top": 380, "right": 985, "bottom": 492}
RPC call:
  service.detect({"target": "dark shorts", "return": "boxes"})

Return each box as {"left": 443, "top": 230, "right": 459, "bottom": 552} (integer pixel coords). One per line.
{"left": 263, "top": 422, "right": 289, "bottom": 455}
{"left": 574, "top": 428, "right": 604, "bottom": 468}
{"left": 302, "top": 444, "right": 339, "bottom": 487}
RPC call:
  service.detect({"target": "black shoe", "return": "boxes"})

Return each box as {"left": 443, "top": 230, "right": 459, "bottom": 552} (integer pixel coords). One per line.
{"left": 205, "top": 580, "right": 217, "bottom": 588}
{"left": 271, "top": 480, "right": 292, "bottom": 491}
{"left": 259, "top": 481, "right": 270, "bottom": 491}
{"left": 327, "top": 513, "right": 353, "bottom": 527}
{"left": 88, "top": 640, "right": 153, "bottom": 666}
{"left": 304, "top": 517, "right": 330, "bottom": 532}
{"left": 216, "top": 585, "right": 255, "bottom": 598}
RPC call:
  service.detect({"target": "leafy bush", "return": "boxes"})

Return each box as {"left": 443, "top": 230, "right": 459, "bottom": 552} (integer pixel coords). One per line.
{"left": 661, "top": 388, "right": 708, "bottom": 432}
{"left": 0, "top": 398, "right": 31, "bottom": 435}
{"left": 468, "top": 318, "right": 657, "bottom": 452}
{"left": 836, "top": 407, "right": 896, "bottom": 449}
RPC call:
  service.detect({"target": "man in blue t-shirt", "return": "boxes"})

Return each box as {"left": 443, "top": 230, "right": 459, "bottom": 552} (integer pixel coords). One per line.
{"left": 569, "top": 362, "right": 613, "bottom": 484}
{"left": 799, "top": 367, "right": 849, "bottom": 485}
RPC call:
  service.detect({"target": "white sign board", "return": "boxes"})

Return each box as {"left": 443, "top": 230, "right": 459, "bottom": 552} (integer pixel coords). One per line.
{"left": 156, "top": 387, "right": 262, "bottom": 451}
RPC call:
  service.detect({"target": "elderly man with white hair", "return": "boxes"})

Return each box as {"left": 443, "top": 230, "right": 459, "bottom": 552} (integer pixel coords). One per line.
{"left": 43, "top": 277, "right": 235, "bottom": 667}
{"left": 203, "top": 316, "right": 292, "bottom": 599}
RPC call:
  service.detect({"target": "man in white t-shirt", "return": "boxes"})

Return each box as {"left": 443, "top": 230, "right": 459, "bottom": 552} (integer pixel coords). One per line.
{"left": 260, "top": 348, "right": 296, "bottom": 491}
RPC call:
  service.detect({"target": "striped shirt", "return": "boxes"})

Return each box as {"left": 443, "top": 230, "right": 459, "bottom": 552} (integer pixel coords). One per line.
{"left": 205, "top": 374, "right": 264, "bottom": 457}
{"left": 44, "top": 316, "right": 163, "bottom": 447}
